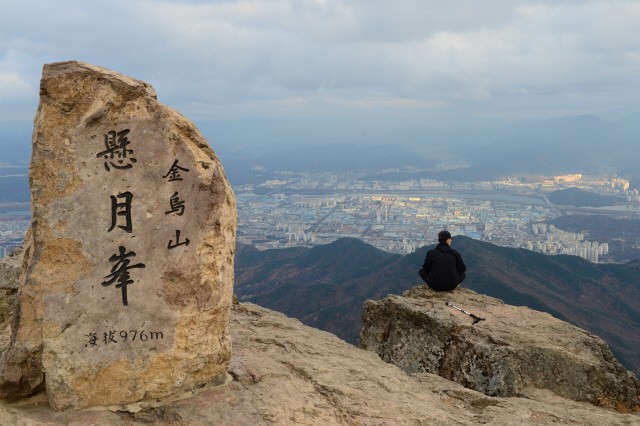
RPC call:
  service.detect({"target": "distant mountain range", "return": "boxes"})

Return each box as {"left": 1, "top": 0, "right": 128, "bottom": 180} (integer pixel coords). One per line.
{"left": 211, "top": 112, "right": 640, "bottom": 184}
{"left": 3, "top": 110, "right": 640, "bottom": 183}
{"left": 235, "top": 237, "right": 640, "bottom": 376}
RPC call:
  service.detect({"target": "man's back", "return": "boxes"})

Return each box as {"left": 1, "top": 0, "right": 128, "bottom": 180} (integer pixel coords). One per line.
{"left": 422, "top": 242, "right": 466, "bottom": 291}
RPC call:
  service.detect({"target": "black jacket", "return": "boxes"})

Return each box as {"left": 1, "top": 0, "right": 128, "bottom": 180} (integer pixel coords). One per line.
{"left": 422, "top": 242, "right": 466, "bottom": 291}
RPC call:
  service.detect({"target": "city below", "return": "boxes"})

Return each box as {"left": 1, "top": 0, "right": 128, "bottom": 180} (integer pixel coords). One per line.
{"left": 235, "top": 172, "right": 635, "bottom": 263}
{"left": 1, "top": 173, "right": 636, "bottom": 263}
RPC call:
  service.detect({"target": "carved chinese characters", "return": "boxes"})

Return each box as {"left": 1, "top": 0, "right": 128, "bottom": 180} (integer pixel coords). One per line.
{"left": 101, "top": 245, "right": 145, "bottom": 306}
{"left": 163, "top": 159, "right": 191, "bottom": 250}
{"left": 109, "top": 190, "right": 133, "bottom": 233}
{"left": 166, "top": 192, "right": 185, "bottom": 216}
{"left": 1, "top": 61, "right": 236, "bottom": 411}
{"left": 97, "top": 129, "right": 137, "bottom": 171}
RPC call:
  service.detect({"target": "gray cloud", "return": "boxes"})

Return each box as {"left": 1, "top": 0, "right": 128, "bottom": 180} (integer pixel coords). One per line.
{"left": 1, "top": 0, "right": 639, "bottom": 121}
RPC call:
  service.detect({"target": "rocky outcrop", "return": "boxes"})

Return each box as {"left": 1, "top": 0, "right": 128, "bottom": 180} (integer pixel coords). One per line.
{"left": 0, "top": 229, "right": 40, "bottom": 402}
{"left": 0, "top": 245, "right": 23, "bottom": 354}
{"left": 359, "top": 285, "right": 640, "bottom": 409}
{"left": 0, "top": 301, "right": 637, "bottom": 425}
{"left": 0, "top": 61, "right": 236, "bottom": 411}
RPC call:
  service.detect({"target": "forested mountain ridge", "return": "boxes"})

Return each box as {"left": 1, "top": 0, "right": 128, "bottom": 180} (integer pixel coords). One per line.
{"left": 235, "top": 237, "right": 640, "bottom": 376}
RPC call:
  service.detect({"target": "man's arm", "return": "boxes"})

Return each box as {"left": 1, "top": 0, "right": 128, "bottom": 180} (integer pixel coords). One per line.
{"left": 454, "top": 251, "right": 466, "bottom": 275}
{"left": 422, "top": 251, "right": 434, "bottom": 274}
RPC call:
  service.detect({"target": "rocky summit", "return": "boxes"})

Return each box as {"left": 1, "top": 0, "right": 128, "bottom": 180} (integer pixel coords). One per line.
{"left": 0, "top": 301, "right": 637, "bottom": 425}
{"left": 0, "top": 61, "right": 237, "bottom": 411}
{"left": 359, "top": 285, "right": 640, "bottom": 410}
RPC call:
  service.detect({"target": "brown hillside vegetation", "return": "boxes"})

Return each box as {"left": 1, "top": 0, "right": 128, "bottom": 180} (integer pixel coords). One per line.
{"left": 235, "top": 237, "right": 640, "bottom": 376}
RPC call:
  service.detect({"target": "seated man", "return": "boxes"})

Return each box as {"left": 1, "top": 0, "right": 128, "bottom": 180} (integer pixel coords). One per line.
{"left": 419, "top": 230, "right": 466, "bottom": 292}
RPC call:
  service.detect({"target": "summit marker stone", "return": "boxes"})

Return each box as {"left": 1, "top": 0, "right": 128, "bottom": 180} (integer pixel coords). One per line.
{"left": 2, "top": 61, "right": 237, "bottom": 410}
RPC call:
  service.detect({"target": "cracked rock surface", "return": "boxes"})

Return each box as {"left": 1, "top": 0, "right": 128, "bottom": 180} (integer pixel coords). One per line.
{"left": 359, "top": 286, "right": 640, "bottom": 409}
{"left": 0, "top": 302, "right": 637, "bottom": 425}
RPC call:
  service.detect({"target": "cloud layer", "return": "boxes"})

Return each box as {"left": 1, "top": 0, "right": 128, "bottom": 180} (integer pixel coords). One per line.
{"left": 1, "top": 0, "right": 640, "bottom": 120}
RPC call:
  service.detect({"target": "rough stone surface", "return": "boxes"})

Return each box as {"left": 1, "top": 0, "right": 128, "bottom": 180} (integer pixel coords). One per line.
{"left": 0, "top": 302, "right": 637, "bottom": 425}
{"left": 0, "top": 229, "right": 41, "bottom": 401}
{"left": 0, "top": 246, "right": 23, "bottom": 290}
{"left": 0, "top": 61, "right": 236, "bottom": 411}
{"left": 359, "top": 285, "right": 640, "bottom": 409}
{"left": 0, "top": 245, "right": 24, "bottom": 353}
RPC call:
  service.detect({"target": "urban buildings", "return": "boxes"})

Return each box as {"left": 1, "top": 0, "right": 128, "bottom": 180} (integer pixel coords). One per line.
{"left": 525, "top": 223, "right": 608, "bottom": 261}
{"left": 0, "top": 172, "right": 632, "bottom": 264}
{"left": 235, "top": 171, "right": 633, "bottom": 263}
{"left": 554, "top": 174, "right": 581, "bottom": 183}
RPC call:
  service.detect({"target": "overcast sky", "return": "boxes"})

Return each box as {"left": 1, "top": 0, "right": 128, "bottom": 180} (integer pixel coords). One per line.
{"left": 2, "top": 0, "right": 640, "bottom": 123}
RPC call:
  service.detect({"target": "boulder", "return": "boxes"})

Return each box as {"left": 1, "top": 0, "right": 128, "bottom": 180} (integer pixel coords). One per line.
{"left": 359, "top": 286, "right": 640, "bottom": 409}
{"left": 0, "top": 61, "right": 236, "bottom": 411}
{"left": 0, "top": 302, "right": 637, "bottom": 425}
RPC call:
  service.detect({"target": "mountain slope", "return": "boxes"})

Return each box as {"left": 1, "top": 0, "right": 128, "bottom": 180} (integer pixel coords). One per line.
{"left": 235, "top": 237, "right": 640, "bottom": 376}
{"left": 235, "top": 238, "right": 399, "bottom": 300}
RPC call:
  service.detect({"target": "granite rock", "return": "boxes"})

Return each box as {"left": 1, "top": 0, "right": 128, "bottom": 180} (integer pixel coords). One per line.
{"left": 0, "top": 61, "right": 236, "bottom": 411}
{"left": 0, "top": 302, "right": 637, "bottom": 425}
{"left": 359, "top": 286, "right": 640, "bottom": 409}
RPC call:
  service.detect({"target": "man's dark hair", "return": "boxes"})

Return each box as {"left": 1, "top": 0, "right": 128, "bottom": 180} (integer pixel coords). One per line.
{"left": 438, "top": 230, "right": 452, "bottom": 243}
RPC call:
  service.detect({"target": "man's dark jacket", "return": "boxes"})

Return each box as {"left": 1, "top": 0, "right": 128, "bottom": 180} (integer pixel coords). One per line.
{"left": 422, "top": 242, "right": 466, "bottom": 291}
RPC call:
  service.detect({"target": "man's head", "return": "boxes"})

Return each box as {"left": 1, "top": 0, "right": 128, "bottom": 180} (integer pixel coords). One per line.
{"left": 438, "top": 230, "right": 452, "bottom": 245}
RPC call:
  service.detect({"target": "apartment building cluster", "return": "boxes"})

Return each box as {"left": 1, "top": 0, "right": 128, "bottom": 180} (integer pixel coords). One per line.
{"left": 627, "top": 189, "right": 640, "bottom": 202}
{"left": 554, "top": 174, "right": 581, "bottom": 183}
{"left": 276, "top": 223, "right": 319, "bottom": 243}
{"left": 612, "top": 178, "right": 630, "bottom": 191}
{"left": 524, "top": 223, "right": 608, "bottom": 262}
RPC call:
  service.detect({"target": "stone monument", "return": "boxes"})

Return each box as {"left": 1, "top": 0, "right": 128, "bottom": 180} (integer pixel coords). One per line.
{"left": 0, "top": 61, "right": 236, "bottom": 410}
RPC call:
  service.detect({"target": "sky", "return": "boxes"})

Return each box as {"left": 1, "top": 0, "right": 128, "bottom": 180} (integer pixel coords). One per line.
{"left": 2, "top": 0, "right": 640, "bottom": 123}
